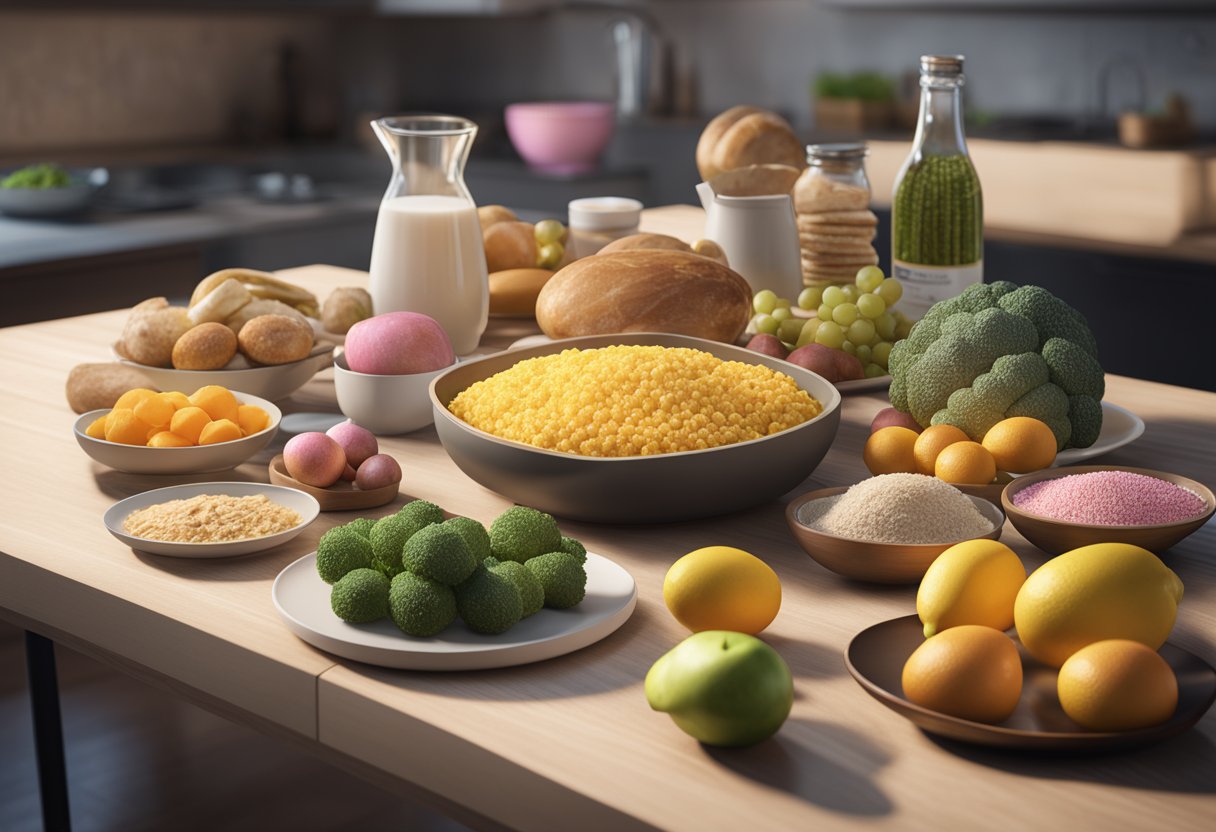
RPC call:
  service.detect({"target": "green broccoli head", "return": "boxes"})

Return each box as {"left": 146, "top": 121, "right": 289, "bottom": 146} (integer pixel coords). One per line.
{"left": 402, "top": 524, "right": 477, "bottom": 586}
{"left": 369, "top": 515, "right": 413, "bottom": 578}
{"left": 489, "top": 506, "right": 562, "bottom": 563}
{"left": 443, "top": 516, "right": 491, "bottom": 563}
{"left": 889, "top": 281, "right": 1103, "bottom": 450}
{"left": 558, "top": 536, "right": 587, "bottom": 564}
{"left": 389, "top": 572, "right": 456, "bottom": 637}
{"left": 485, "top": 557, "right": 545, "bottom": 618}
{"left": 455, "top": 564, "right": 522, "bottom": 635}
{"left": 345, "top": 517, "right": 376, "bottom": 539}
{"left": 330, "top": 568, "right": 390, "bottom": 623}
{"left": 316, "top": 526, "right": 375, "bottom": 584}
{"left": 525, "top": 552, "right": 587, "bottom": 610}
{"left": 397, "top": 500, "right": 445, "bottom": 529}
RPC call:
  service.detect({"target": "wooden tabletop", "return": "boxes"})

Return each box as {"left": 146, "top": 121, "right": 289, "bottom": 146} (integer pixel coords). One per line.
{"left": 1, "top": 211, "right": 1215, "bottom": 830}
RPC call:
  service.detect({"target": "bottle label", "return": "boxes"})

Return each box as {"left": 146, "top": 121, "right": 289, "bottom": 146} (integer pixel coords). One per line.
{"left": 893, "top": 260, "right": 983, "bottom": 320}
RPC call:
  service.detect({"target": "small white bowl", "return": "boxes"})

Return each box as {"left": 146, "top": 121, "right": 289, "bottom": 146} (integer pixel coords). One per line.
{"left": 113, "top": 342, "right": 333, "bottom": 402}
{"left": 74, "top": 392, "right": 282, "bottom": 474}
{"left": 333, "top": 352, "right": 453, "bottom": 435}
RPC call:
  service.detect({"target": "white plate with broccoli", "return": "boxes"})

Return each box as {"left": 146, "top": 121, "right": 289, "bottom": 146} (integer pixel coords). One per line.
{"left": 273, "top": 550, "right": 636, "bottom": 670}
{"left": 1054, "top": 402, "right": 1145, "bottom": 466}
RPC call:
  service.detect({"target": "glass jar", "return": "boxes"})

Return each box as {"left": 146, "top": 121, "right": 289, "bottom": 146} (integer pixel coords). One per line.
{"left": 567, "top": 197, "right": 643, "bottom": 259}
{"left": 795, "top": 143, "right": 877, "bottom": 289}
{"left": 891, "top": 55, "right": 984, "bottom": 320}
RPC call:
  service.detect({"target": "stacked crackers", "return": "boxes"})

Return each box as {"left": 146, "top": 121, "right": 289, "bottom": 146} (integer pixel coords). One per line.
{"left": 793, "top": 169, "right": 879, "bottom": 287}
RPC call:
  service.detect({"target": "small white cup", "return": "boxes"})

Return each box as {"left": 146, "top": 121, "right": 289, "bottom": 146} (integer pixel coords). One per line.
{"left": 333, "top": 351, "right": 454, "bottom": 436}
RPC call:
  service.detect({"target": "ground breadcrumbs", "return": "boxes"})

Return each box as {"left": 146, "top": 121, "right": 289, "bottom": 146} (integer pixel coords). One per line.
{"left": 123, "top": 494, "right": 301, "bottom": 543}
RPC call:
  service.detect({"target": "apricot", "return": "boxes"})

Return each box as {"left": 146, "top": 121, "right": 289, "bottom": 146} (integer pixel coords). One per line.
{"left": 105, "top": 409, "right": 155, "bottom": 445}
{"left": 85, "top": 415, "right": 107, "bottom": 439}
{"left": 133, "top": 394, "right": 176, "bottom": 429}
{"left": 161, "top": 390, "right": 191, "bottom": 410}
{"left": 199, "top": 418, "right": 242, "bottom": 445}
{"left": 189, "top": 385, "right": 239, "bottom": 422}
{"left": 170, "top": 406, "right": 212, "bottom": 444}
{"left": 148, "top": 431, "right": 192, "bottom": 448}
{"left": 113, "top": 387, "right": 158, "bottom": 412}
{"left": 237, "top": 404, "right": 270, "bottom": 436}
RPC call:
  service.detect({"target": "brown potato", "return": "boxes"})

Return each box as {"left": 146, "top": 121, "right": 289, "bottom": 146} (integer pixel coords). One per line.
{"left": 238, "top": 314, "right": 313, "bottom": 365}
{"left": 786, "top": 344, "right": 843, "bottom": 383}
{"left": 483, "top": 221, "right": 538, "bottom": 272}
{"left": 173, "top": 322, "right": 238, "bottom": 370}
{"left": 119, "top": 302, "right": 192, "bottom": 367}
{"left": 65, "top": 363, "right": 157, "bottom": 414}
{"left": 321, "top": 287, "right": 373, "bottom": 334}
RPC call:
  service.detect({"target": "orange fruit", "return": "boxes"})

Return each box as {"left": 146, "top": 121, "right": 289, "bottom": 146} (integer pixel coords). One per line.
{"left": 1057, "top": 640, "right": 1177, "bottom": 731}
{"left": 104, "top": 409, "right": 155, "bottom": 445}
{"left": 161, "top": 390, "right": 191, "bottom": 410}
{"left": 663, "top": 546, "right": 782, "bottom": 635}
{"left": 863, "top": 426, "right": 920, "bottom": 475}
{"left": 148, "top": 430, "right": 192, "bottom": 448}
{"left": 170, "top": 406, "right": 212, "bottom": 444}
{"left": 981, "top": 416, "right": 1057, "bottom": 473}
{"left": 85, "top": 415, "right": 107, "bottom": 439}
{"left": 199, "top": 418, "right": 242, "bottom": 445}
{"left": 934, "top": 441, "right": 997, "bottom": 485}
{"left": 237, "top": 404, "right": 270, "bottom": 436}
{"left": 133, "top": 393, "right": 176, "bottom": 429}
{"left": 901, "top": 625, "right": 1023, "bottom": 724}
{"left": 112, "top": 387, "right": 158, "bottom": 412}
{"left": 913, "top": 424, "right": 970, "bottom": 475}
{"left": 189, "top": 385, "right": 240, "bottom": 422}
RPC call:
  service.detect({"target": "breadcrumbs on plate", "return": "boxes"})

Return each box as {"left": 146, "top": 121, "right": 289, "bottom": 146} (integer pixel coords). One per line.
{"left": 123, "top": 494, "right": 301, "bottom": 543}
{"left": 448, "top": 345, "right": 823, "bottom": 457}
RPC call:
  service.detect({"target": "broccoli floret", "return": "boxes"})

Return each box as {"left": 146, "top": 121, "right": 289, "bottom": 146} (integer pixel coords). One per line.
{"left": 389, "top": 572, "right": 456, "bottom": 637}
{"left": 485, "top": 557, "right": 544, "bottom": 618}
{"left": 368, "top": 515, "right": 412, "bottom": 578}
{"left": 558, "top": 536, "right": 587, "bottom": 564}
{"left": 443, "top": 516, "right": 491, "bottom": 563}
{"left": 397, "top": 500, "right": 445, "bottom": 529}
{"left": 889, "top": 281, "right": 1104, "bottom": 449}
{"left": 454, "top": 565, "right": 522, "bottom": 635}
{"left": 316, "top": 526, "right": 375, "bottom": 584}
{"left": 1, "top": 163, "right": 71, "bottom": 190}
{"left": 345, "top": 517, "right": 376, "bottom": 539}
{"left": 525, "top": 552, "right": 587, "bottom": 610}
{"left": 489, "top": 506, "right": 562, "bottom": 563}
{"left": 402, "top": 524, "right": 477, "bottom": 586}
{"left": 330, "top": 568, "right": 390, "bottom": 623}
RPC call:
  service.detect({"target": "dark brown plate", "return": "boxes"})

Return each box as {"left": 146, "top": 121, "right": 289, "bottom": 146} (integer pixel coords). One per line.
{"left": 845, "top": 614, "right": 1216, "bottom": 751}
{"left": 268, "top": 454, "right": 399, "bottom": 512}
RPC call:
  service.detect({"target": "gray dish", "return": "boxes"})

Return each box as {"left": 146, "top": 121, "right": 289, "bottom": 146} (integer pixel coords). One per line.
{"left": 429, "top": 333, "right": 842, "bottom": 523}
{"left": 0, "top": 167, "right": 108, "bottom": 218}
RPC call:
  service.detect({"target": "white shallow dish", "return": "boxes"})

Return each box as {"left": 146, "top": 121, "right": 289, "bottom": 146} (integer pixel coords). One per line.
{"left": 103, "top": 481, "right": 319, "bottom": 558}
{"left": 74, "top": 392, "right": 281, "bottom": 474}
{"left": 273, "top": 551, "right": 638, "bottom": 670}
{"left": 1055, "top": 402, "right": 1145, "bottom": 466}
{"left": 113, "top": 342, "right": 333, "bottom": 402}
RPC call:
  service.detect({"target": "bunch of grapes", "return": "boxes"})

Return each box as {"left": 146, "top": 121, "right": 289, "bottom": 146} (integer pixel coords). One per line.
{"left": 534, "top": 219, "right": 567, "bottom": 269}
{"left": 747, "top": 267, "right": 916, "bottom": 379}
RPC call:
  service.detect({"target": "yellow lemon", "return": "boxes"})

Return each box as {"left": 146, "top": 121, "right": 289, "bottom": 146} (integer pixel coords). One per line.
{"left": 863, "top": 426, "right": 919, "bottom": 476}
{"left": 1058, "top": 640, "right": 1177, "bottom": 731}
{"left": 917, "top": 539, "right": 1026, "bottom": 638}
{"left": 901, "top": 625, "right": 1023, "bottom": 724}
{"left": 1014, "top": 543, "right": 1183, "bottom": 668}
{"left": 663, "top": 546, "right": 781, "bottom": 635}
{"left": 981, "top": 416, "right": 1057, "bottom": 473}
{"left": 913, "top": 424, "right": 970, "bottom": 476}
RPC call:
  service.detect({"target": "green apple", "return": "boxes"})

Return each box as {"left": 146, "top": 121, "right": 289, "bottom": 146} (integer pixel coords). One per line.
{"left": 645, "top": 630, "right": 793, "bottom": 747}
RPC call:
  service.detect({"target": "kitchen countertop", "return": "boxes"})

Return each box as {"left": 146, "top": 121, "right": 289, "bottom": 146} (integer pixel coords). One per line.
{"left": 1, "top": 211, "right": 1214, "bottom": 829}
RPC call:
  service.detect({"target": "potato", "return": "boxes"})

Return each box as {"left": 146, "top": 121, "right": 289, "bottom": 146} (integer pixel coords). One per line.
{"left": 483, "top": 221, "right": 538, "bottom": 272}
{"left": 871, "top": 406, "right": 923, "bottom": 435}
{"left": 834, "top": 349, "right": 865, "bottom": 382}
{"left": 786, "top": 344, "right": 842, "bottom": 382}
{"left": 746, "top": 334, "right": 787, "bottom": 360}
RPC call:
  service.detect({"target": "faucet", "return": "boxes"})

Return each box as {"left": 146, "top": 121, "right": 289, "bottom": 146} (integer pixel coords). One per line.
{"left": 562, "top": 2, "right": 672, "bottom": 120}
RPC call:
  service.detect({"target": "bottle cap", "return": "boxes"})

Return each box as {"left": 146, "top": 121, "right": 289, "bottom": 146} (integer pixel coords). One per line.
{"left": 920, "top": 55, "right": 964, "bottom": 77}
{"left": 806, "top": 143, "right": 868, "bottom": 166}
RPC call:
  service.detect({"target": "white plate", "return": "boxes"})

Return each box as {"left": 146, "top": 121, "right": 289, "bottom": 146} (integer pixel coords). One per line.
{"left": 74, "top": 391, "right": 282, "bottom": 474}
{"left": 273, "top": 551, "right": 637, "bottom": 671}
{"left": 1055, "top": 401, "right": 1145, "bottom": 466}
{"left": 103, "top": 481, "right": 319, "bottom": 558}
{"left": 113, "top": 342, "right": 333, "bottom": 402}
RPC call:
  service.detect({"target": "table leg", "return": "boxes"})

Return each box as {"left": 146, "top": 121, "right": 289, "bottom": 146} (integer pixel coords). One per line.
{"left": 24, "top": 631, "right": 71, "bottom": 832}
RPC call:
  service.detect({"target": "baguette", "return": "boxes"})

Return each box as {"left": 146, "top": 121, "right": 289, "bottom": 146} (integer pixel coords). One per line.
{"left": 535, "top": 250, "right": 751, "bottom": 343}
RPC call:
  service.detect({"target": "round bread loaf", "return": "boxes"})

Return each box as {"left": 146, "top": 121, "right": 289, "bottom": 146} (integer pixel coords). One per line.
{"left": 535, "top": 250, "right": 751, "bottom": 343}
{"left": 483, "top": 221, "right": 538, "bottom": 272}
{"left": 173, "top": 322, "right": 238, "bottom": 370}
{"left": 237, "top": 314, "right": 314, "bottom": 365}
{"left": 696, "top": 106, "right": 763, "bottom": 181}
{"left": 598, "top": 233, "right": 692, "bottom": 255}
{"left": 696, "top": 106, "right": 805, "bottom": 181}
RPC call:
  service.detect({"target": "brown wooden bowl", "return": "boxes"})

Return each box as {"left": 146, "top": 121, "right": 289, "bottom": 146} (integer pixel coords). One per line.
{"left": 1001, "top": 465, "right": 1214, "bottom": 556}
{"left": 785, "top": 486, "right": 1005, "bottom": 584}
{"left": 953, "top": 480, "right": 1008, "bottom": 504}
{"left": 268, "top": 454, "right": 399, "bottom": 512}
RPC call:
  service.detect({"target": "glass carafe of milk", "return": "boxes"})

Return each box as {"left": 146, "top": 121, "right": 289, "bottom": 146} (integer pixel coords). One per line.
{"left": 368, "top": 115, "right": 488, "bottom": 355}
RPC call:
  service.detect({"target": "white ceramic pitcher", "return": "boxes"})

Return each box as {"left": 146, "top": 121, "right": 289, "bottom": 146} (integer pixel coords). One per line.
{"left": 696, "top": 181, "right": 803, "bottom": 299}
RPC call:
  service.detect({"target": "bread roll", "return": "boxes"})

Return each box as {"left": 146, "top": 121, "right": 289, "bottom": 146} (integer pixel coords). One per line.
{"left": 173, "top": 322, "right": 238, "bottom": 370}
{"left": 65, "top": 363, "right": 156, "bottom": 414}
{"left": 225, "top": 298, "right": 310, "bottom": 335}
{"left": 188, "top": 278, "right": 252, "bottom": 325}
{"left": 696, "top": 106, "right": 762, "bottom": 181}
{"left": 598, "top": 233, "right": 692, "bottom": 255}
{"left": 535, "top": 250, "right": 751, "bottom": 343}
{"left": 120, "top": 302, "right": 192, "bottom": 367}
{"left": 477, "top": 204, "right": 517, "bottom": 233}
{"left": 483, "top": 221, "right": 538, "bottom": 272}
{"left": 489, "top": 268, "right": 554, "bottom": 317}
{"left": 238, "top": 314, "right": 313, "bottom": 365}
{"left": 696, "top": 107, "right": 805, "bottom": 181}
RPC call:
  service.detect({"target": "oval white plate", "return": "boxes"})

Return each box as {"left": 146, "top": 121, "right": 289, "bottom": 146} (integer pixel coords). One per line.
{"left": 273, "top": 551, "right": 637, "bottom": 671}
{"left": 104, "top": 482, "right": 319, "bottom": 558}
{"left": 112, "top": 342, "right": 333, "bottom": 402}
{"left": 1055, "top": 401, "right": 1145, "bottom": 466}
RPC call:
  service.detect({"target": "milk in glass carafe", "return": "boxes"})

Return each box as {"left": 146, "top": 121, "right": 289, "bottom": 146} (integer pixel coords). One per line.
{"left": 368, "top": 115, "right": 488, "bottom": 355}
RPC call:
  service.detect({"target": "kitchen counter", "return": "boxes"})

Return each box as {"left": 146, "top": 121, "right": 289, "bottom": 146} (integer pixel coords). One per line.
{"left": 1, "top": 212, "right": 1214, "bottom": 829}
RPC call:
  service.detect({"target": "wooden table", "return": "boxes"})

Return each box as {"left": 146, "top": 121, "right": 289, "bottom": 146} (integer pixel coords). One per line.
{"left": 2, "top": 210, "right": 1215, "bottom": 831}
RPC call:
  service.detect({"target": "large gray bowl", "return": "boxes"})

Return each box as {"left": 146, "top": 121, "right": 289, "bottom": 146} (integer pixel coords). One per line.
{"left": 430, "top": 333, "right": 842, "bottom": 523}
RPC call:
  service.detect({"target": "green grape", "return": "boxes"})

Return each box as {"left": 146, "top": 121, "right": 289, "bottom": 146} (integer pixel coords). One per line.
{"left": 753, "top": 290, "right": 778, "bottom": 315}
{"left": 754, "top": 313, "right": 779, "bottom": 335}
{"left": 773, "top": 297, "right": 792, "bottom": 310}
{"left": 537, "top": 241, "right": 564, "bottom": 269}
{"left": 534, "top": 219, "right": 565, "bottom": 245}
{"left": 864, "top": 363, "right": 887, "bottom": 379}
{"left": 832, "top": 302, "right": 859, "bottom": 326}
{"left": 822, "top": 286, "right": 846, "bottom": 308}
{"left": 857, "top": 292, "right": 886, "bottom": 319}
{"left": 841, "top": 284, "right": 860, "bottom": 303}
{"left": 797, "top": 287, "right": 823, "bottom": 311}
{"left": 817, "top": 303, "right": 833, "bottom": 321}
{"left": 771, "top": 307, "right": 793, "bottom": 323}
{"left": 875, "top": 312, "right": 897, "bottom": 340}
{"left": 895, "top": 318, "right": 914, "bottom": 340}
{"left": 847, "top": 318, "right": 876, "bottom": 345}
{"left": 855, "top": 265, "right": 885, "bottom": 293}
{"left": 892, "top": 309, "right": 911, "bottom": 323}
{"left": 877, "top": 278, "right": 904, "bottom": 305}
{"left": 854, "top": 344, "right": 872, "bottom": 364}
{"left": 778, "top": 317, "right": 804, "bottom": 344}
{"left": 814, "top": 320, "right": 845, "bottom": 349}
{"left": 840, "top": 340, "right": 857, "bottom": 355}
{"left": 796, "top": 318, "right": 821, "bottom": 347}
{"left": 872, "top": 340, "right": 893, "bottom": 368}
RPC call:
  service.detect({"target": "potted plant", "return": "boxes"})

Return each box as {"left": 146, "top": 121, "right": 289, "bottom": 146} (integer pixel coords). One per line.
{"left": 813, "top": 72, "right": 896, "bottom": 133}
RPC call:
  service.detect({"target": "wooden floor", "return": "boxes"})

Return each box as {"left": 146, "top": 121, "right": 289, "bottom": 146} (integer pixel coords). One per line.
{"left": 0, "top": 623, "right": 471, "bottom": 832}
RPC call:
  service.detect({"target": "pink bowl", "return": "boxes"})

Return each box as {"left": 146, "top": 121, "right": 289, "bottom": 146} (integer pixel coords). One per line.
{"left": 505, "top": 101, "right": 616, "bottom": 175}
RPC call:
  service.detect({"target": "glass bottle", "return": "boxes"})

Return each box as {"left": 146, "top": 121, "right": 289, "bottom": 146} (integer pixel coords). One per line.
{"left": 891, "top": 55, "right": 983, "bottom": 320}
{"left": 797, "top": 143, "right": 875, "bottom": 289}
{"left": 368, "top": 115, "right": 488, "bottom": 355}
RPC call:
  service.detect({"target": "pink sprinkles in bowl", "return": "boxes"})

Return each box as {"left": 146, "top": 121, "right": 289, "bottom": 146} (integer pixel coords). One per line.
{"left": 1012, "top": 470, "right": 1207, "bottom": 526}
